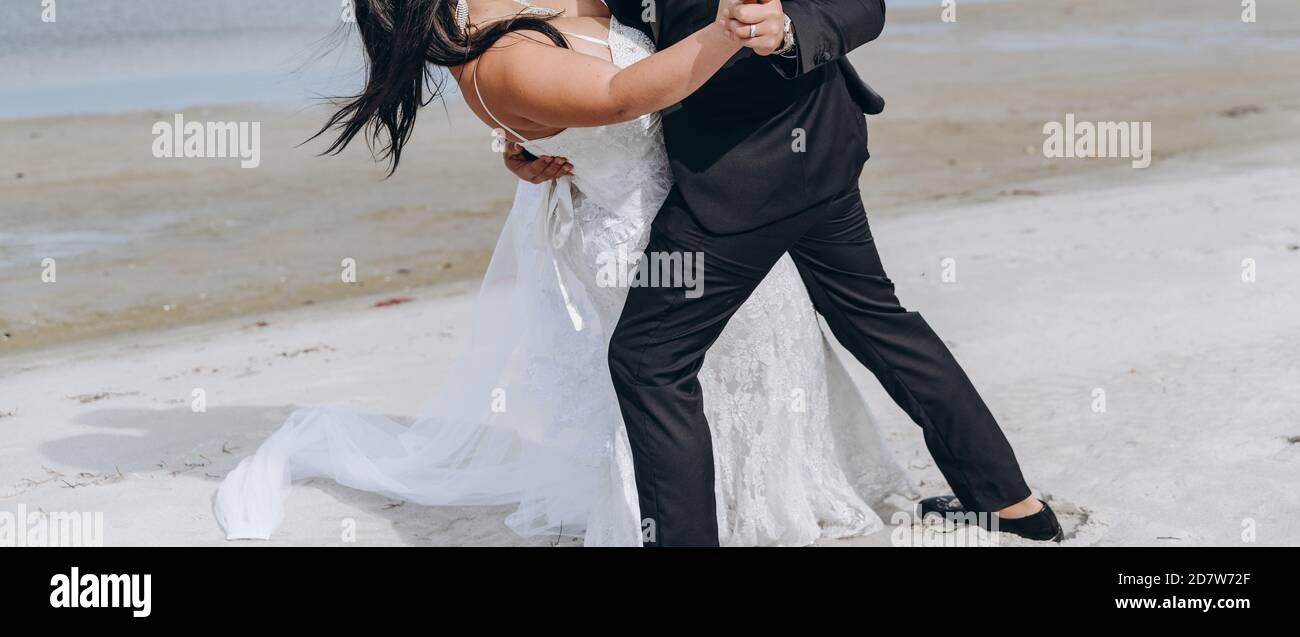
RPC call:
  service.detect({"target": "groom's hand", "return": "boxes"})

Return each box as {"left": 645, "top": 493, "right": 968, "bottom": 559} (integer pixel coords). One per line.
{"left": 503, "top": 142, "right": 572, "bottom": 184}
{"left": 728, "top": 0, "right": 786, "bottom": 56}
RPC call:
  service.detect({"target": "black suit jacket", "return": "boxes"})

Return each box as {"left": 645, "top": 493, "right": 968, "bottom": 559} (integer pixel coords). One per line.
{"left": 608, "top": 0, "right": 887, "bottom": 234}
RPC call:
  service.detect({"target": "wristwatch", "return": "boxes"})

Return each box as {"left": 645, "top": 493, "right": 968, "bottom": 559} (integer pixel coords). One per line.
{"left": 774, "top": 15, "right": 796, "bottom": 57}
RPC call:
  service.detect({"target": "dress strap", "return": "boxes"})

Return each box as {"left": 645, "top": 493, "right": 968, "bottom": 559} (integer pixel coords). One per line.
{"left": 470, "top": 25, "right": 611, "bottom": 142}
{"left": 471, "top": 61, "right": 530, "bottom": 142}
{"left": 560, "top": 30, "right": 610, "bottom": 48}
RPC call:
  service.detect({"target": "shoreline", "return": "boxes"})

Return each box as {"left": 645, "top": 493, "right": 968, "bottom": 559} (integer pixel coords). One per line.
{"left": 3, "top": 133, "right": 1293, "bottom": 374}
{"left": 5, "top": 121, "right": 1296, "bottom": 358}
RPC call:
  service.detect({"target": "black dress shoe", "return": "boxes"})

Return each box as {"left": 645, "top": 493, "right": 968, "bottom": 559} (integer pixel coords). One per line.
{"left": 917, "top": 495, "right": 968, "bottom": 519}
{"left": 916, "top": 496, "right": 1064, "bottom": 542}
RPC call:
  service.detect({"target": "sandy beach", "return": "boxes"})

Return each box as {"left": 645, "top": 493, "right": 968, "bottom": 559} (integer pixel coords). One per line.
{"left": 2, "top": 0, "right": 1299, "bottom": 546}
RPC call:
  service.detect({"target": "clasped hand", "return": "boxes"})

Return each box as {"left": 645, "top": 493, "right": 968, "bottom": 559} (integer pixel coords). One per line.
{"left": 718, "top": 0, "right": 787, "bottom": 56}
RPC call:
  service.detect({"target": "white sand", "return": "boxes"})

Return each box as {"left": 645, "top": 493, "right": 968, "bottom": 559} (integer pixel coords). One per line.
{"left": 3, "top": 153, "right": 1298, "bottom": 547}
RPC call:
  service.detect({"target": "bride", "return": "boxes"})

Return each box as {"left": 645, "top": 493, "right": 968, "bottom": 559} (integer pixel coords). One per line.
{"left": 216, "top": 0, "right": 912, "bottom": 546}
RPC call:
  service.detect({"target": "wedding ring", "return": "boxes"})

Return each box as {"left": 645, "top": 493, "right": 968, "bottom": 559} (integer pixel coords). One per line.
{"left": 749, "top": 24, "right": 757, "bottom": 38}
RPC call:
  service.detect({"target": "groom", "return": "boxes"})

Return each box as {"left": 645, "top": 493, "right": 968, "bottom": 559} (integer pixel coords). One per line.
{"left": 511, "top": 0, "right": 1062, "bottom": 545}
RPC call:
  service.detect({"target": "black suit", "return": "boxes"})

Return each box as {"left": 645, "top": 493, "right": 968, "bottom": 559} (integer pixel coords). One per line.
{"left": 612, "top": 0, "right": 884, "bottom": 234}
{"left": 606, "top": 0, "right": 1032, "bottom": 546}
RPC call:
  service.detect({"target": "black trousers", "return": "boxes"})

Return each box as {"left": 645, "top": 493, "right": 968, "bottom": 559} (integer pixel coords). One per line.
{"left": 607, "top": 185, "right": 1033, "bottom": 547}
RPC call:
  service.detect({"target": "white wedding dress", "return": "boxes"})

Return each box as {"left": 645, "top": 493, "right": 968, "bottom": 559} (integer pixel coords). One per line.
{"left": 216, "top": 16, "right": 912, "bottom": 546}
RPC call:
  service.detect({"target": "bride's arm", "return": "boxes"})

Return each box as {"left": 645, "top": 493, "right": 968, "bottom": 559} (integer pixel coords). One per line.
{"left": 475, "top": 5, "right": 741, "bottom": 129}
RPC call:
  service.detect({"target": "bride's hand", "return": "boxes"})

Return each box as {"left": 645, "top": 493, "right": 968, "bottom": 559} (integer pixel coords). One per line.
{"left": 504, "top": 142, "right": 573, "bottom": 183}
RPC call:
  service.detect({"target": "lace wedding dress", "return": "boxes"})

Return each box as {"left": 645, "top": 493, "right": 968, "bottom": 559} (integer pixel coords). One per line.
{"left": 216, "top": 16, "right": 912, "bottom": 546}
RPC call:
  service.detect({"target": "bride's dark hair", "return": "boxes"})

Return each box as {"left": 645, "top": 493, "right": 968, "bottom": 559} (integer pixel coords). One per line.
{"left": 313, "top": 0, "right": 568, "bottom": 174}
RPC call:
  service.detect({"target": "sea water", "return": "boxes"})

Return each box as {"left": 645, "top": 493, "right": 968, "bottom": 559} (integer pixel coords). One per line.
{"left": 0, "top": 0, "right": 363, "bottom": 118}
